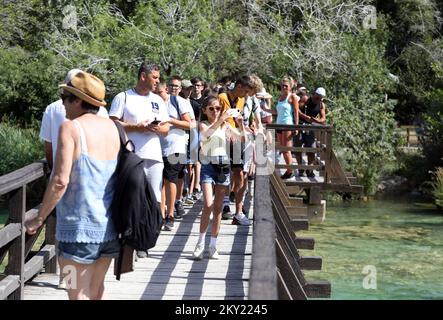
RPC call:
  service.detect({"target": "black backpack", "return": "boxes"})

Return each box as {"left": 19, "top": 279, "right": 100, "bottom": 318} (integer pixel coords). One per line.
{"left": 111, "top": 122, "right": 163, "bottom": 276}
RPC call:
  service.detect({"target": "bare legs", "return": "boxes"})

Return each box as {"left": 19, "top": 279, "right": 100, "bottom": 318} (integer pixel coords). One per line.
{"left": 278, "top": 131, "right": 294, "bottom": 175}
{"left": 58, "top": 256, "right": 113, "bottom": 300}
{"left": 200, "top": 183, "right": 228, "bottom": 237}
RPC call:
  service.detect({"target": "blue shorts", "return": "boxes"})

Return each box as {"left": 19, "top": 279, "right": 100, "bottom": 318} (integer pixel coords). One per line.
{"left": 200, "top": 164, "right": 230, "bottom": 187}
{"left": 58, "top": 239, "right": 120, "bottom": 265}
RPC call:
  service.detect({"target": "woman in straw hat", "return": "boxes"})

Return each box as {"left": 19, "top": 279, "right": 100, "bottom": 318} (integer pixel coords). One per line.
{"left": 25, "top": 71, "right": 121, "bottom": 300}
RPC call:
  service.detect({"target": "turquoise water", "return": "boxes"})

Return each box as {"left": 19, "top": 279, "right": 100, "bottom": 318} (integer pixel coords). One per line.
{"left": 300, "top": 198, "right": 443, "bottom": 300}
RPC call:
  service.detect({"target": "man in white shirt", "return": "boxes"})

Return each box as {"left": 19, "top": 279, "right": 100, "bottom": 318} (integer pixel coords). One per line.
{"left": 109, "top": 61, "right": 170, "bottom": 257}
{"left": 155, "top": 77, "right": 192, "bottom": 231}
{"left": 109, "top": 61, "right": 169, "bottom": 201}
{"left": 40, "top": 69, "right": 108, "bottom": 170}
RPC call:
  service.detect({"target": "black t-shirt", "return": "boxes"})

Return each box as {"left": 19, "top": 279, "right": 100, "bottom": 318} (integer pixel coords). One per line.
{"left": 190, "top": 98, "right": 202, "bottom": 120}
{"left": 301, "top": 97, "right": 321, "bottom": 123}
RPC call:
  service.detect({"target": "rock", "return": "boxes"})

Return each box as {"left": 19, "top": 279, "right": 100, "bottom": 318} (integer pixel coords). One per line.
{"left": 376, "top": 175, "right": 410, "bottom": 194}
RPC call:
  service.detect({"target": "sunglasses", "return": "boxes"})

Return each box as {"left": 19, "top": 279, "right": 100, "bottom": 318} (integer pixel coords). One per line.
{"left": 208, "top": 107, "right": 222, "bottom": 112}
{"left": 281, "top": 84, "right": 289, "bottom": 88}
{"left": 60, "top": 92, "right": 75, "bottom": 101}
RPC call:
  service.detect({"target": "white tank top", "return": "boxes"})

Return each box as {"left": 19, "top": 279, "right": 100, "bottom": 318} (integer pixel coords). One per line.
{"left": 200, "top": 121, "right": 228, "bottom": 158}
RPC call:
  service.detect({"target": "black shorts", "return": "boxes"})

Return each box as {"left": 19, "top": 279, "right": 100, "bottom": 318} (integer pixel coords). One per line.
{"left": 163, "top": 154, "right": 186, "bottom": 183}
{"left": 293, "top": 131, "right": 316, "bottom": 148}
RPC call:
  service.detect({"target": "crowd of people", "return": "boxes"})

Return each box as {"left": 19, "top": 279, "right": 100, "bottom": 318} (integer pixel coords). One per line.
{"left": 24, "top": 61, "right": 327, "bottom": 299}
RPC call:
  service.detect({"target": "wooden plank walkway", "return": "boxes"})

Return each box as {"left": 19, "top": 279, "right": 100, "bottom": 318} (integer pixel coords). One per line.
{"left": 23, "top": 196, "right": 253, "bottom": 300}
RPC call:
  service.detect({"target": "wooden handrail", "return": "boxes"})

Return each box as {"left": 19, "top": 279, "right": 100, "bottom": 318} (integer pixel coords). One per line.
{"left": 0, "top": 162, "right": 46, "bottom": 196}
{"left": 249, "top": 123, "right": 361, "bottom": 299}
{"left": 0, "top": 161, "right": 56, "bottom": 300}
{"left": 265, "top": 123, "right": 335, "bottom": 132}
{"left": 249, "top": 174, "right": 278, "bottom": 300}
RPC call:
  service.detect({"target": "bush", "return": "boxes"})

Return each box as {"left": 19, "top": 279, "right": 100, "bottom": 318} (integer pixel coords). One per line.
{"left": 0, "top": 119, "right": 44, "bottom": 176}
{"left": 394, "top": 151, "right": 431, "bottom": 188}
{"left": 430, "top": 168, "right": 443, "bottom": 210}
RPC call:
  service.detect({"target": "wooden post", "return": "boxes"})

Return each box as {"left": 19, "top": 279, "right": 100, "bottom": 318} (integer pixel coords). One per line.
{"left": 309, "top": 187, "right": 322, "bottom": 205}
{"left": 5, "top": 186, "right": 26, "bottom": 300}
{"left": 324, "top": 131, "right": 333, "bottom": 185}
{"left": 44, "top": 209, "right": 57, "bottom": 273}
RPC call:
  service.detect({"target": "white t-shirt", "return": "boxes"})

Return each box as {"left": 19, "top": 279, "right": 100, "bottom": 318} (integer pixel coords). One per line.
{"left": 160, "top": 95, "right": 190, "bottom": 157}
{"left": 39, "top": 99, "right": 109, "bottom": 165}
{"left": 243, "top": 96, "right": 262, "bottom": 127}
{"left": 109, "top": 89, "right": 169, "bottom": 162}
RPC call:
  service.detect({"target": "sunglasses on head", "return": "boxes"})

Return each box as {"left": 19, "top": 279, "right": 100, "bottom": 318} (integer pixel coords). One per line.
{"left": 208, "top": 107, "right": 222, "bottom": 112}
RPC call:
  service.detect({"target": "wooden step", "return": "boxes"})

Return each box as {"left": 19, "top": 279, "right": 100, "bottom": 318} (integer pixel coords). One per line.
{"left": 304, "top": 280, "right": 331, "bottom": 298}
{"left": 299, "top": 256, "right": 323, "bottom": 270}
{"left": 286, "top": 206, "right": 308, "bottom": 217}
{"left": 294, "top": 237, "right": 315, "bottom": 250}
{"left": 347, "top": 177, "right": 358, "bottom": 185}
{"left": 287, "top": 196, "right": 304, "bottom": 205}
{"left": 275, "top": 164, "right": 324, "bottom": 171}
{"left": 290, "top": 219, "right": 309, "bottom": 231}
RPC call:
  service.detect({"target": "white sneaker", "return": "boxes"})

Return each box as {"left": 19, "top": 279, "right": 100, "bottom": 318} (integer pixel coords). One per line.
{"left": 209, "top": 246, "right": 219, "bottom": 259}
{"left": 232, "top": 214, "right": 251, "bottom": 226}
{"left": 192, "top": 244, "right": 204, "bottom": 260}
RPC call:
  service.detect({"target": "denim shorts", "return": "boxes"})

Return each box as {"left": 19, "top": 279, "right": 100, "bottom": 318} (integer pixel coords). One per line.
{"left": 200, "top": 163, "right": 230, "bottom": 186}
{"left": 58, "top": 239, "right": 120, "bottom": 265}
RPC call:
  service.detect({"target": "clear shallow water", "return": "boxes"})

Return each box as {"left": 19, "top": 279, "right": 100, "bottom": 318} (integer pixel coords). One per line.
{"left": 299, "top": 198, "right": 443, "bottom": 300}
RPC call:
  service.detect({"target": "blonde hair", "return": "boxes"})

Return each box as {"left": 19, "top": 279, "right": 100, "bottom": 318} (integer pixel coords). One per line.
{"left": 249, "top": 75, "right": 264, "bottom": 94}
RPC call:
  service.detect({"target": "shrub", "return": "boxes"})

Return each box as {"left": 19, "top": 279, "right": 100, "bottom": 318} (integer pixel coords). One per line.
{"left": 430, "top": 167, "right": 443, "bottom": 210}
{"left": 0, "top": 119, "right": 44, "bottom": 176}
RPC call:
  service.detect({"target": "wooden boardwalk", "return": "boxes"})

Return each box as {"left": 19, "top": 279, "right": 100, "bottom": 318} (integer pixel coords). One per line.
{"left": 23, "top": 197, "right": 253, "bottom": 300}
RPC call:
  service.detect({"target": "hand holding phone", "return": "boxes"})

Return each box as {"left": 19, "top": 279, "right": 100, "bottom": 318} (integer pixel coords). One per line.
{"left": 227, "top": 108, "right": 240, "bottom": 118}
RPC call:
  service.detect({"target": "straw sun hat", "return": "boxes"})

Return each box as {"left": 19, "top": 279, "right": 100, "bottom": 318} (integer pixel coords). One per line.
{"left": 59, "top": 71, "right": 106, "bottom": 107}
{"left": 256, "top": 87, "right": 272, "bottom": 99}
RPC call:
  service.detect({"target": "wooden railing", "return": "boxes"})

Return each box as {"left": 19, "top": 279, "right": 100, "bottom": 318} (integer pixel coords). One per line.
{"left": 398, "top": 125, "right": 421, "bottom": 148}
{"left": 249, "top": 174, "right": 278, "bottom": 299}
{"left": 249, "top": 124, "right": 363, "bottom": 299}
{"left": 265, "top": 123, "right": 362, "bottom": 193}
{"left": 0, "top": 162, "right": 56, "bottom": 300}
{"left": 249, "top": 172, "right": 331, "bottom": 299}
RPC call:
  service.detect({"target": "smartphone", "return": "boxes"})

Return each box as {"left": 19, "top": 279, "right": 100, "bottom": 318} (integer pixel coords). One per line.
{"left": 227, "top": 109, "right": 240, "bottom": 118}
{"left": 150, "top": 119, "right": 161, "bottom": 125}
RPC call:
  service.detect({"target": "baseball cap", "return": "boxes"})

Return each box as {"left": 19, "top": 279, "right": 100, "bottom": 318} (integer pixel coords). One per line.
{"left": 65, "top": 69, "right": 83, "bottom": 84}
{"left": 315, "top": 87, "right": 326, "bottom": 97}
{"left": 181, "top": 79, "right": 193, "bottom": 89}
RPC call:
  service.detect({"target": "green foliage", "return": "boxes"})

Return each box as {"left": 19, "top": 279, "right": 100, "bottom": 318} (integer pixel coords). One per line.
{"left": 394, "top": 152, "right": 430, "bottom": 187}
{"left": 429, "top": 168, "right": 443, "bottom": 210}
{"left": 421, "top": 88, "right": 443, "bottom": 169}
{"left": 1, "top": 0, "right": 442, "bottom": 196}
{"left": 0, "top": 119, "right": 44, "bottom": 176}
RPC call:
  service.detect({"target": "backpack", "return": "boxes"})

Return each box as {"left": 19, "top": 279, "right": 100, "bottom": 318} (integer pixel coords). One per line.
{"left": 169, "top": 95, "right": 180, "bottom": 115}
{"left": 111, "top": 121, "right": 163, "bottom": 278}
